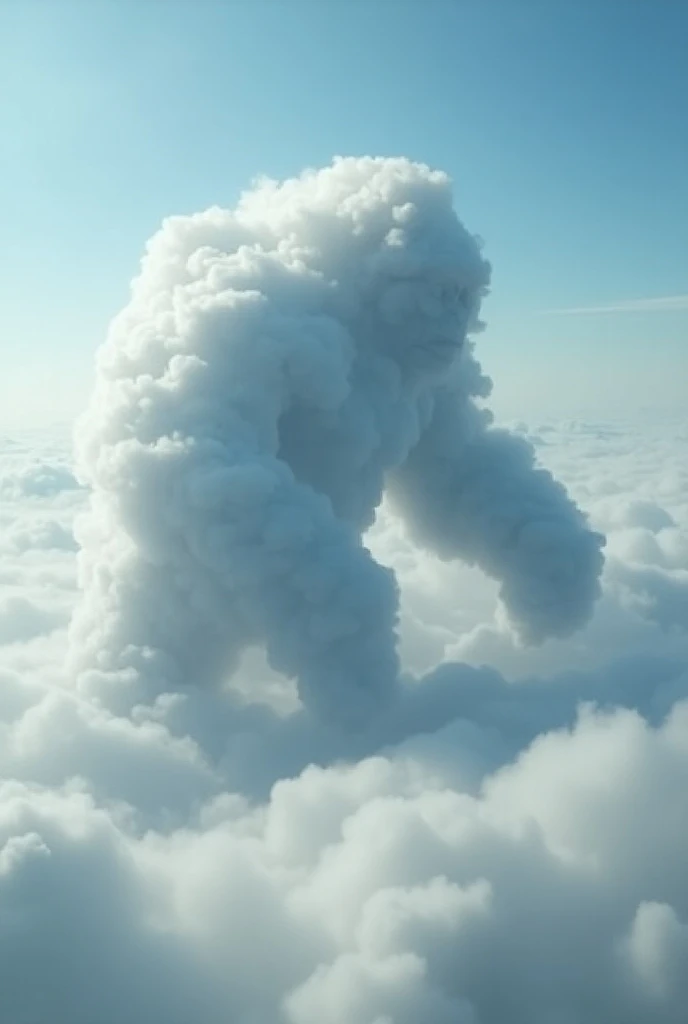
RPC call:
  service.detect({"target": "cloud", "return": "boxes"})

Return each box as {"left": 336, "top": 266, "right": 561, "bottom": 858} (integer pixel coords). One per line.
{"left": 1, "top": 693, "right": 688, "bottom": 1024}
{"left": 0, "top": 159, "right": 687, "bottom": 1023}
{"left": 0, "top": 595, "right": 67, "bottom": 645}
{"left": 1, "top": 518, "right": 77, "bottom": 554}
{"left": 0, "top": 414, "right": 686, "bottom": 1021}
{"left": 0, "top": 461, "right": 79, "bottom": 499}
{"left": 539, "top": 294, "right": 688, "bottom": 315}
{"left": 70, "top": 156, "right": 602, "bottom": 725}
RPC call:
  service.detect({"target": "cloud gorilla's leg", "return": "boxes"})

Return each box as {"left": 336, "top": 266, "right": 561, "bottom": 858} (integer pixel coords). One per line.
{"left": 72, "top": 436, "right": 400, "bottom": 724}
{"left": 227, "top": 465, "right": 401, "bottom": 726}
{"left": 388, "top": 388, "right": 605, "bottom": 643}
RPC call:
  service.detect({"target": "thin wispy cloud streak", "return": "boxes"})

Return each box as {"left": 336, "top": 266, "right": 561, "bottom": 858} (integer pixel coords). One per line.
{"left": 540, "top": 294, "right": 688, "bottom": 315}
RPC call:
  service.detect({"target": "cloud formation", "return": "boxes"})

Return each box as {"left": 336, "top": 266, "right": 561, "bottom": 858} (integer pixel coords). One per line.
{"left": 0, "top": 416, "right": 687, "bottom": 1023}
{"left": 1, "top": 674, "right": 688, "bottom": 1024}
{"left": 1, "top": 161, "right": 687, "bottom": 1024}
{"left": 69, "top": 157, "right": 603, "bottom": 724}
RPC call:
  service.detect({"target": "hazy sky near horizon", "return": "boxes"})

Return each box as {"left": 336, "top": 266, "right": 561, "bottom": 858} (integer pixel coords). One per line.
{"left": 1, "top": 0, "right": 686, "bottom": 426}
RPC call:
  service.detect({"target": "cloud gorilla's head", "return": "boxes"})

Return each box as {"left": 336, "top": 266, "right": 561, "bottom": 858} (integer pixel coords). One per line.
{"left": 71, "top": 157, "right": 603, "bottom": 725}
{"left": 348, "top": 182, "right": 490, "bottom": 374}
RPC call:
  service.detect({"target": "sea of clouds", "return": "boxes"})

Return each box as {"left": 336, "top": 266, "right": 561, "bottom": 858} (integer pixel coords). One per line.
{"left": 1, "top": 159, "right": 687, "bottom": 1024}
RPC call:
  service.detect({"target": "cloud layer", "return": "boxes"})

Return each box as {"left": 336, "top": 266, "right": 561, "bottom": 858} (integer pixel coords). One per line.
{"left": 1, "top": 160, "right": 687, "bottom": 1023}
{"left": 2, "top": 414, "right": 688, "bottom": 1023}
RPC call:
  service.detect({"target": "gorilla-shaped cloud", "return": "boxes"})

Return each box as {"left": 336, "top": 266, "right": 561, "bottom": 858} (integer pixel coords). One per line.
{"left": 70, "top": 157, "right": 604, "bottom": 724}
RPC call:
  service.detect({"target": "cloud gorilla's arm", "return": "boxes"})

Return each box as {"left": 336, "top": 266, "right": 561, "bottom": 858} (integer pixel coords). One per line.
{"left": 388, "top": 386, "right": 605, "bottom": 642}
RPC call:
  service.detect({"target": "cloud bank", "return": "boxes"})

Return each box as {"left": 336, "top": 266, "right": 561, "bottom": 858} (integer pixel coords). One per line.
{"left": 1, "top": 160, "right": 686, "bottom": 1024}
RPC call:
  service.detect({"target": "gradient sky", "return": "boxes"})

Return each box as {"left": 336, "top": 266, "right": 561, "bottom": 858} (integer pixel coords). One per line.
{"left": 1, "top": 0, "right": 686, "bottom": 426}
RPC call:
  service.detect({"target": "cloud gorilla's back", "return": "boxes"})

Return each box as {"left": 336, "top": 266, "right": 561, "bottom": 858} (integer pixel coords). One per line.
{"left": 70, "top": 157, "right": 603, "bottom": 722}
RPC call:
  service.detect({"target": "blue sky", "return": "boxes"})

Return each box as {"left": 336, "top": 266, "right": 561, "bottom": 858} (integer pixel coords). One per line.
{"left": 1, "top": 0, "right": 686, "bottom": 425}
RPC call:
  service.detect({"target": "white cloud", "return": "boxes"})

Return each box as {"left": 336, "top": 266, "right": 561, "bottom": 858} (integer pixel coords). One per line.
{"left": 540, "top": 295, "right": 688, "bottom": 315}
{"left": 0, "top": 414, "right": 687, "bottom": 1022}
{"left": 1, "top": 696, "right": 687, "bottom": 1023}
{"left": 0, "top": 460, "right": 79, "bottom": 500}
{"left": 0, "top": 159, "right": 687, "bottom": 1023}
{"left": 69, "top": 157, "right": 603, "bottom": 727}
{"left": 0, "top": 594, "right": 67, "bottom": 645}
